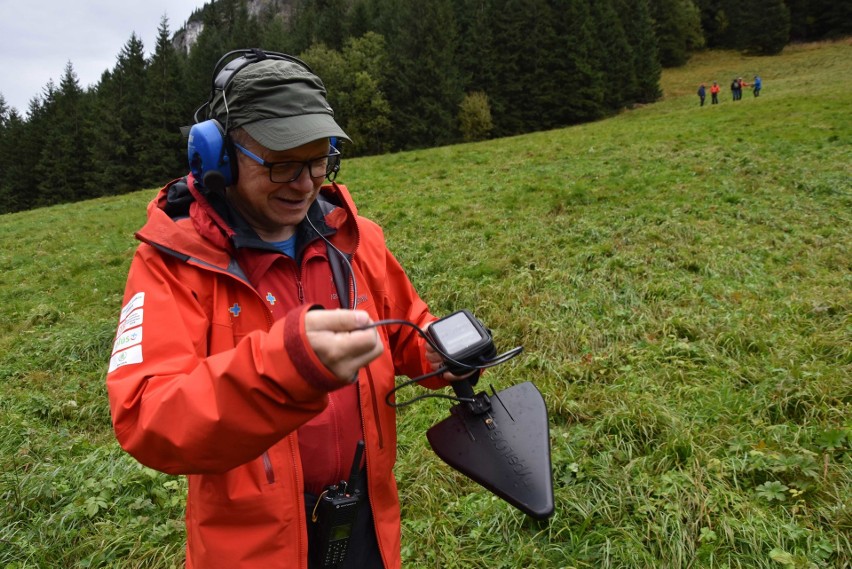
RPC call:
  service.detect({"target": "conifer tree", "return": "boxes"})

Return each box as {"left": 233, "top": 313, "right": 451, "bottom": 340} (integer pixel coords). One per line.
{"left": 88, "top": 35, "right": 149, "bottom": 194}
{"left": 548, "top": 0, "right": 605, "bottom": 124}
{"left": 0, "top": 95, "right": 11, "bottom": 212}
{"left": 260, "top": 10, "right": 295, "bottom": 54}
{"left": 618, "top": 0, "right": 662, "bottom": 103}
{"left": 484, "top": 0, "right": 529, "bottom": 136}
{"left": 809, "top": 0, "right": 852, "bottom": 39}
{"left": 454, "top": 0, "right": 498, "bottom": 114}
{"left": 379, "top": 0, "right": 463, "bottom": 149}
{"left": 6, "top": 97, "right": 49, "bottom": 210}
{"left": 219, "top": 0, "right": 261, "bottom": 48}
{"left": 184, "top": 5, "right": 230, "bottom": 120}
{"left": 740, "top": 0, "right": 790, "bottom": 55}
{"left": 649, "top": 0, "right": 705, "bottom": 67}
{"left": 35, "top": 62, "right": 88, "bottom": 204}
{"left": 0, "top": 107, "right": 31, "bottom": 212}
{"left": 140, "top": 16, "right": 187, "bottom": 186}
{"left": 510, "top": 0, "right": 565, "bottom": 131}
{"left": 345, "top": 0, "right": 374, "bottom": 39}
{"left": 590, "top": 0, "right": 637, "bottom": 112}
{"left": 712, "top": 0, "right": 744, "bottom": 50}
{"left": 289, "top": 0, "right": 350, "bottom": 52}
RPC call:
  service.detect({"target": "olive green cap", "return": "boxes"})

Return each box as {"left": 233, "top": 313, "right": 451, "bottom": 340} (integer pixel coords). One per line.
{"left": 210, "top": 58, "right": 350, "bottom": 150}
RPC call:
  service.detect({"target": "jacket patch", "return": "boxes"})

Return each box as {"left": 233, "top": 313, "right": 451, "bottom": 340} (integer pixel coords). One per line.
{"left": 113, "top": 327, "right": 143, "bottom": 355}
{"left": 110, "top": 293, "right": 146, "bottom": 374}
{"left": 121, "top": 292, "right": 145, "bottom": 321}
{"left": 117, "top": 309, "right": 143, "bottom": 336}
{"left": 266, "top": 292, "right": 277, "bottom": 305}
{"left": 108, "top": 345, "right": 143, "bottom": 373}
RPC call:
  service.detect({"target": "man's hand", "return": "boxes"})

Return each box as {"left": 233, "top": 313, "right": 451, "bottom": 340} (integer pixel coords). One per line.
{"left": 304, "top": 309, "right": 384, "bottom": 382}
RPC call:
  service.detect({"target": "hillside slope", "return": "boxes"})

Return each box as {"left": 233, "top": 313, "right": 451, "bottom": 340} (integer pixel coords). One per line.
{"left": 0, "top": 39, "right": 849, "bottom": 568}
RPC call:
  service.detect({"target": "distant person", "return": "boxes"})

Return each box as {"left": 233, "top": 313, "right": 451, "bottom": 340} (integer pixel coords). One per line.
{"left": 697, "top": 83, "right": 706, "bottom": 106}
{"left": 105, "top": 48, "right": 468, "bottom": 569}
{"left": 753, "top": 75, "right": 762, "bottom": 97}
{"left": 710, "top": 81, "right": 720, "bottom": 104}
{"left": 731, "top": 77, "right": 742, "bottom": 101}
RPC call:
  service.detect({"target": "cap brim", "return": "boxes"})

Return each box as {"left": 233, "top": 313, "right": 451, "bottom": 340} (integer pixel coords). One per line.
{"left": 242, "top": 114, "right": 351, "bottom": 151}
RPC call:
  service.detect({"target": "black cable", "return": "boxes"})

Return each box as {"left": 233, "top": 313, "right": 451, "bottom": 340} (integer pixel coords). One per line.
{"left": 305, "top": 215, "right": 359, "bottom": 309}
{"left": 358, "top": 318, "right": 524, "bottom": 408}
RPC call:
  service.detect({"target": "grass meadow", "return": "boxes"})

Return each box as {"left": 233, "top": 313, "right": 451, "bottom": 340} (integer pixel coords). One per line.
{"left": 1, "top": 39, "right": 850, "bottom": 568}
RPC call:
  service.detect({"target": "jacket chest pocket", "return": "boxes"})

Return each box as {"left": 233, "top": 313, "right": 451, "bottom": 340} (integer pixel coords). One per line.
{"left": 208, "top": 283, "right": 271, "bottom": 354}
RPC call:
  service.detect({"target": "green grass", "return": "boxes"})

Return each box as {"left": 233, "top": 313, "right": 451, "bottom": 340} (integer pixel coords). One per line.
{"left": 1, "top": 39, "right": 850, "bottom": 568}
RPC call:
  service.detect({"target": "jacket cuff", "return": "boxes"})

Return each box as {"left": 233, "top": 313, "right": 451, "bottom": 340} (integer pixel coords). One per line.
{"left": 283, "top": 305, "right": 350, "bottom": 392}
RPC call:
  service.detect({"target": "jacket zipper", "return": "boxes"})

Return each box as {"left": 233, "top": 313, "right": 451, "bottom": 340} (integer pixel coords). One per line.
{"left": 364, "top": 365, "right": 384, "bottom": 450}
{"left": 259, "top": 256, "right": 310, "bottom": 486}
{"left": 359, "top": 364, "right": 388, "bottom": 568}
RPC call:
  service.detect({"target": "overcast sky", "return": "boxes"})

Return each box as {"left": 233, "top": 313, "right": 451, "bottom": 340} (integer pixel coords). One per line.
{"left": 1, "top": 0, "right": 205, "bottom": 115}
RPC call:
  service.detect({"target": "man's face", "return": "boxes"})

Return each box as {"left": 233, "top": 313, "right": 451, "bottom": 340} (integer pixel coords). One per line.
{"left": 228, "top": 137, "right": 330, "bottom": 242}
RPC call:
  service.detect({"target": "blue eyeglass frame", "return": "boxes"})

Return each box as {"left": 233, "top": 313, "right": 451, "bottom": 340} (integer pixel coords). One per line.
{"left": 232, "top": 142, "right": 340, "bottom": 183}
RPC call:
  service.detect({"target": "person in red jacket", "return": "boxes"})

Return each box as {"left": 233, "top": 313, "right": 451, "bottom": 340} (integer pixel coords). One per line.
{"left": 106, "top": 49, "right": 461, "bottom": 569}
{"left": 710, "top": 81, "right": 721, "bottom": 105}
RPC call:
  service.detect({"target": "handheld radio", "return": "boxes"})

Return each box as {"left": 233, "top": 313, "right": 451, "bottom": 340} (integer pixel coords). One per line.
{"left": 310, "top": 440, "right": 366, "bottom": 568}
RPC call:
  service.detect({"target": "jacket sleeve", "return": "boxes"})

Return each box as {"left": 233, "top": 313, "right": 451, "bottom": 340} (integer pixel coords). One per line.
{"left": 106, "top": 244, "right": 344, "bottom": 475}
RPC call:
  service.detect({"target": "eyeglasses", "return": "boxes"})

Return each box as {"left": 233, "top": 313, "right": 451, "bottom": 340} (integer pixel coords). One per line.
{"left": 232, "top": 142, "right": 340, "bottom": 183}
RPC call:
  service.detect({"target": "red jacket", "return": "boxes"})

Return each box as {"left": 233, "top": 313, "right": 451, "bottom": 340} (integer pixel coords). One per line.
{"left": 106, "top": 175, "right": 438, "bottom": 568}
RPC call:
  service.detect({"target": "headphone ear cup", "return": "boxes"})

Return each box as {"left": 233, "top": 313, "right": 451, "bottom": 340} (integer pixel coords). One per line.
{"left": 327, "top": 138, "right": 341, "bottom": 181}
{"left": 187, "top": 120, "right": 233, "bottom": 188}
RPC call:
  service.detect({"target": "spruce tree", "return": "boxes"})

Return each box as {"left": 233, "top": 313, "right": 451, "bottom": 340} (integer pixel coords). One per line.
{"left": 7, "top": 97, "right": 49, "bottom": 210}
{"left": 228, "top": 0, "right": 262, "bottom": 48}
{"left": 35, "top": 62, "right": 88, "bottom": 205}
{"left": 116, "top": 35, "right": 149, "bottom": 189}
{"left": 345, "top": 0, "right": 374, "bottom": 39}
{"left": 88, "top": 35, "right": 149, "bottom": 194}
{"left": 548, "top": 0, "right": 605, "bottom": 124}
{"left": 260, "top": 10, "right": 295, "bottom": 54}
{"left": 184, "top": 6, "right": 230, "bottom": 121}
{"left": 618, "top": 0, "right": 662, "bottom": 103}
{"left": 0, "top": 107, "right": 29, "bottom": 212}
{"left": 649, "top": 0, "right": 705, "bottom": 67}
{"left": 590, "top": 0, "right": 637, "bottom": 112}
{"left": 140, "top": 16, "right": 187, "bottom": 186}
{"left": 454, "top": 0, "right": 498, "bottom": 117}
{"left": 484, "top": 0, "right": 528, "bottom": 136}
{"left": 380, "top": 0, "right": 463, "bottom": 150}
{"left": 740, "top": 0, "right": 790, "bottom": 55}
{"left": 0, "top": 95, "right": 10, "bottom": 212}
{"left": 714, "top": 0, "right": 744, "bottom": 50}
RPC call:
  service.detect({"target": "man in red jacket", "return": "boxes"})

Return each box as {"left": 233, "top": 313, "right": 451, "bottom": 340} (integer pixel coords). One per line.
{"left": 106, "top": 49, "right": 456, "bottom": 569}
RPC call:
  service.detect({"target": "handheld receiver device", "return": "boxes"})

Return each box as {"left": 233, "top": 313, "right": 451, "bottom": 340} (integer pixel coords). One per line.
{"left": 427, "top": 309, "right": 497, "bottom": 376}
{"left": 310, "top": 441, "right": 365, "bottom": 568}
{"left": 425, "top": 311, "right": 555, "bottom": 519}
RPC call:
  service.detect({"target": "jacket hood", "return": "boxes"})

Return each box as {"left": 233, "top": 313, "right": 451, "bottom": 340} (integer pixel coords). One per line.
{"left": 137, "top": 174, "right": 361, "bottom": 267}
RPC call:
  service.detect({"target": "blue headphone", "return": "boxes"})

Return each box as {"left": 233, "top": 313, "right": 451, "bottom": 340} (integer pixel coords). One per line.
{"left": 187, "top": 48, "right": 340, "bottom": 190}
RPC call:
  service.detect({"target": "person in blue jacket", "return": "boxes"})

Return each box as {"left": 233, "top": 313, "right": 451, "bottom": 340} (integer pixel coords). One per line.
{"left": 697, "top": 83, "right": 706, "bottom": 106}
{"left": 753, "top": 75, "right": 762, "bottom": 97}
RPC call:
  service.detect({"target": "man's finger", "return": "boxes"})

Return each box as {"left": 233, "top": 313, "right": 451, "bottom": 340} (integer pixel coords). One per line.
{"left": 304, "top": 309, "right": 372, "bottom": 333}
